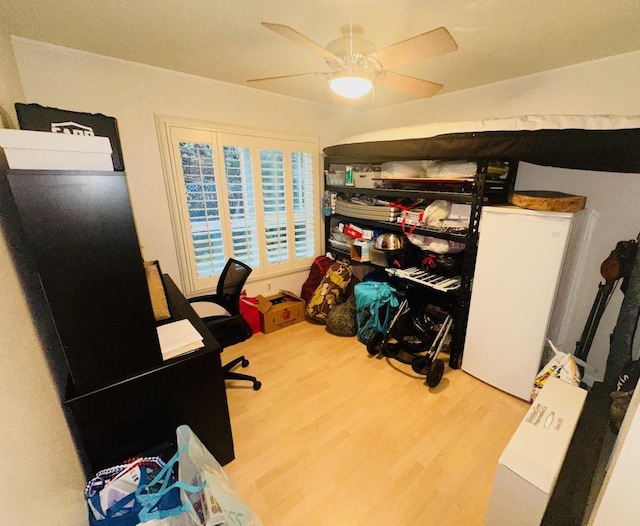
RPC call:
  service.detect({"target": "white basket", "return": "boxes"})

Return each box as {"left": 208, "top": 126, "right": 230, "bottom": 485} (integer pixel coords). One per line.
{"left": 325, "top": 170, "right": 345, "bottom": 186}
{"left": 353, "top": 170, "right": 379, "bottom": 188}
{"left": 381, "top": 160, "right": 428, "bottom": 178}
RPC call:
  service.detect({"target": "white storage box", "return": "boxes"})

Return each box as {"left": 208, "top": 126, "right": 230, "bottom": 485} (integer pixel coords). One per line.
{"left": 0, "top": 129, "right": 114, "bottom": 171}
{"left": 381, "top": 160, "right": 427, "bottom": 178}
{"left": 485, "top": 377, "right": 587, "bottom": 526}
{"left": 353, "top": 167, "right": 381, "bottom": 188}
{"left": 325, "top": 170, "right": 345, "bottom": 186}
{"left": 425, "top": 160, "right": 477, "bottom": 179}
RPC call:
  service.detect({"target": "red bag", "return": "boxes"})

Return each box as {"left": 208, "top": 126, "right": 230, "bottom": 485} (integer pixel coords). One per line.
{"left": 300, "top": 256, "right": 335, "bottom": 304}
{"left": 239, "top": 290, "right": 261, "bottom": 334}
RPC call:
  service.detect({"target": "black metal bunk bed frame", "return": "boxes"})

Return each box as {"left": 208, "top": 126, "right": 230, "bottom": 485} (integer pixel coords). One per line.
{"left": 323, "top": 118, "right": 640, "bottom": 525}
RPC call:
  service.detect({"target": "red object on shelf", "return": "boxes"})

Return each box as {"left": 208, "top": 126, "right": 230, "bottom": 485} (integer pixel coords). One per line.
{"left": 344, "top": 224, "right": 363, "bottom": 239}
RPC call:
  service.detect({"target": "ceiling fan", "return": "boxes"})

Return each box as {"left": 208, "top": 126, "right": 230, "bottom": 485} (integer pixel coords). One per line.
{"left": 247, "top": 22, "right": 458, "bottom": 100}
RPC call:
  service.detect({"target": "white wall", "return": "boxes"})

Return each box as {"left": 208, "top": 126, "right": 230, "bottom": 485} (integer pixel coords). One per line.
{"left": 0, "top": 20, "right": 87, "bottom": 526}
{"left": 11, "top": 37, "right": 363, "bottom": 297}
{"left": 356, "top": 50, "right": 640, "bottom": 129}
{"left": 0, "top": 14, "right": 24, "bottom": 128}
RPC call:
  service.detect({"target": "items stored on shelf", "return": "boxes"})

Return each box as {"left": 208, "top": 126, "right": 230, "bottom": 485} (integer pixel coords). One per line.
{"left": 398, "top": 201, "right": 471, "bottom": 232}
{"left": 334, "top": 200, "right": 400, "bottom": 221}
{"left": 381, "top": 160, "right": 479, "bottom": 180}
{"left": 326, "top": 164, "right": 383, "bottom": 189}
{"left": 387, "top": 267, "right": 462, "bottom": 292}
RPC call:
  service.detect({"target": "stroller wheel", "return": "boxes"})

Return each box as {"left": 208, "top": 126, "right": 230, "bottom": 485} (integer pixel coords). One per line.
{"left": 383, "top": 339, "right": 401, "bottom": 357}
{"left": 426, "top": 359, "right": 445, "bottom": 388}
{"left": 367, "top": 332, "right": 384, "bottom": 356}
{"left": 411, "top": 356, "right": 430, "bottom": 374}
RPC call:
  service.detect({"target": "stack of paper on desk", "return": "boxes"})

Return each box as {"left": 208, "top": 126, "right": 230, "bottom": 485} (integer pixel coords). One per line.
{"left": 156, "top": 319, "right": 204, "bottom": 360}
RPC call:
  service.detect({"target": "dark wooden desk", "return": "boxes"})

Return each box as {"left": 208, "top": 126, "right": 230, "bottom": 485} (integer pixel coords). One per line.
{"left": 65, "top": 274, "right": 234, "bottom": 473}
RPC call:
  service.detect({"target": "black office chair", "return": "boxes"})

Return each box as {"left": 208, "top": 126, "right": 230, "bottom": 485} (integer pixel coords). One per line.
{"left": 189, "top": 258, "right": 262, "bottom": 390}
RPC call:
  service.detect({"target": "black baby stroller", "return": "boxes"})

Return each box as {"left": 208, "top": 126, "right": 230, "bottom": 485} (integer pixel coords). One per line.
{"left": 366, "top": 289, "right": 453, "bottom": 388}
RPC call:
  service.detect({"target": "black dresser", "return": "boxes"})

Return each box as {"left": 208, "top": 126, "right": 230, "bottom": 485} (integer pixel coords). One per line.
{"left": 1, "top": 168, "right": 234, "bottom": 473}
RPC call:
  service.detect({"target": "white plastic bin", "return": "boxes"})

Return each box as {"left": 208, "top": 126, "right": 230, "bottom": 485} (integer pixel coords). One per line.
{"left": 0, "top": 129, "right": 113, "bottom": 170}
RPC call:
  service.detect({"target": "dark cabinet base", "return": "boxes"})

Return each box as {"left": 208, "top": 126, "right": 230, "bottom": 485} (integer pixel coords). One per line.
{"left": 65, "top": 273, "right": 235, "bottom": 475}
{"left": 66, "top": 349, "right": 234, "bottom": 473}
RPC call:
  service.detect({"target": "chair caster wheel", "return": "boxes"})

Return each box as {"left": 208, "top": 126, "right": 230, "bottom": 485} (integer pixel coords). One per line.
{"left": 241, "top": 358, "right": 250, "bottom": 368}
{"left": 253, "top": 381, "right": 262, "bottom": 390}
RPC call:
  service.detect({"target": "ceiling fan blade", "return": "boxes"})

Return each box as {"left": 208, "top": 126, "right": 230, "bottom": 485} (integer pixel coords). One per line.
{"left": 378, "top": 71, "right": 443, "bottom": 98}
{"left": 370, "top": 27, "right": 458, "bottom": 69}
{"left": 262, "top": 22, "right": 337, "bottom": 60}
{"left": 246, "top": 72, "right": 320, "bottom": 83}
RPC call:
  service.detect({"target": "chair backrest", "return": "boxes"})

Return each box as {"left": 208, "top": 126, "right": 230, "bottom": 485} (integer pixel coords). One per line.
{"left": 217, "top": 258, "right": 252, "bottom": 315}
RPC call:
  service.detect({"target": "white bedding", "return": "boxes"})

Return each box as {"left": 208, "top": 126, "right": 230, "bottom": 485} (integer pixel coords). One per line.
{"left": 336, "top": 115, "right": 640, "bottom": 146}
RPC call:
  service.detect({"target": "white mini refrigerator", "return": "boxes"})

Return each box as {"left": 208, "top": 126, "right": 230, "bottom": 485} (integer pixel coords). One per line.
{"left": 462, "top": 206, "right": 573, "bottom": 400}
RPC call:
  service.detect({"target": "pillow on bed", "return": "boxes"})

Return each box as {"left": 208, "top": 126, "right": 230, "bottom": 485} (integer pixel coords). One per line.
{"left": 144, "top": 261, "right": 171, "bottom": 321}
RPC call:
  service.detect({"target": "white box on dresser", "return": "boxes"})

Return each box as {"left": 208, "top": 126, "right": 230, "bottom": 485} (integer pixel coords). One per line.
{"left": 0, "top": 129, "right": 113, "bottom": 170}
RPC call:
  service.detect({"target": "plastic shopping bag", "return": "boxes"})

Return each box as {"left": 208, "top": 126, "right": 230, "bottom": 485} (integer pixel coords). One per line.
{"left": 136, "top": 447, "right": 205, "bottom": 525}
{"left": 85, "top": 426, "right": 260, "bottom": 526}
{"left": 531, "top": 340, "right": 581, "bottom": 401}
{"left": 85, "top": 454, "right": 191, "bottom": 526}
{"left": 176, "top": 425, "right": 263, "bottom": 526}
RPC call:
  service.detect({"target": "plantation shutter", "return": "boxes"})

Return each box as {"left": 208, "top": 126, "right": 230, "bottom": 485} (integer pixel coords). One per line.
{"left": 161, "top": 118, "right": 320, "bottom": 295}
{"left": 291, "top": 147, "right": 316, "bottom": 260}
{"left": 169, "top": 127, "right": 225, "bottom": 291}
{"left": 220, "top": 139, "right": 260, "bottom": 269}
{"left": 260, "top": 146, "right": 289, "bottom": 267}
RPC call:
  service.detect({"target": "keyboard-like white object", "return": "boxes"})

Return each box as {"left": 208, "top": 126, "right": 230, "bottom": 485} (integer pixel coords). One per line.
{"left": 386, "top": 267, "right": 461, "bottom": 292}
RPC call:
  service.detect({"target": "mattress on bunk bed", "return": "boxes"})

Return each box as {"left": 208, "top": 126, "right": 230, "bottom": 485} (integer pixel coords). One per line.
{"left": 323, "top": 115, "right": 640, "bottom": 173}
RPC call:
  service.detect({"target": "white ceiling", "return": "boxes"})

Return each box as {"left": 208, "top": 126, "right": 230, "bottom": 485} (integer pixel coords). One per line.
{"left": 2, "top": 0, "right": 640, "bottom": 111}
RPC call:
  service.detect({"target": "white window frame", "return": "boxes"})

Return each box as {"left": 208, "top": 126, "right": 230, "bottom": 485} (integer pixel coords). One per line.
{"left": 155, "top": 115, "right": 321, "bottom": 295}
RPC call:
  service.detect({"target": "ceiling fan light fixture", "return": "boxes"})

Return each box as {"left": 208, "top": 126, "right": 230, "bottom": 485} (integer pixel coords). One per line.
{"left": 256, "top": 22, "right": 458, "bottom": 102}
{"left": 329, "top": 75, "right": 373, "bottom": 99}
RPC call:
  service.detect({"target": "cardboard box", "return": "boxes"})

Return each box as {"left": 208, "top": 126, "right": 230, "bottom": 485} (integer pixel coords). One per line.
{"left": 485, "top": 377, "right": 587, "bottom": 526}
{"left": 350, "top": 239, "right": 375, "bottom": 262}
{"left": 256, "top": 290, "right": 305, "bottom": 334}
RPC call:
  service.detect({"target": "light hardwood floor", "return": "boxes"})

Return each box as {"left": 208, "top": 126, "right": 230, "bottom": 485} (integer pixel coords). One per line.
{"left": 223, "top": 321, "right": 530, "bottom": 525}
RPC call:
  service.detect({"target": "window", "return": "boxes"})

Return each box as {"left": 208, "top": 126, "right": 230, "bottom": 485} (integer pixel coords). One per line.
{"left": 157, "top": 117, "right": 320, "bottom": 295}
